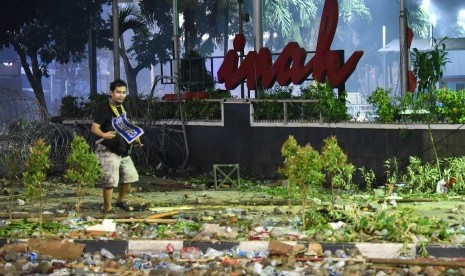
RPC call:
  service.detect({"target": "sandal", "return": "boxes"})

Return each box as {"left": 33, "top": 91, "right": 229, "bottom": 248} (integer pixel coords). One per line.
{"left": 102, "top": 208, "right": 115, "bottom": 214}
{"left": 115, "top": 201, "right": 133, "bottom": 211}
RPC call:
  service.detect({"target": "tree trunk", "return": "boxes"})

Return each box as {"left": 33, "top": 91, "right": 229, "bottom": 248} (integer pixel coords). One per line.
{"left": 223, "top": 9, "right": 229, "bottom": 56}
{"left": 12, "top": 41, "right": 48, "bottom": 121}
{"left": 119, "top": 37, "right": 138, "bottom": 95}
{"left": 183, "top": 7, "right": 197, "bottom": 54}
{"left": 291, "top": 24, "right": 303, "bottom": 47}
{"left": 125, "top": 67, "right": 138, "bottom": 96}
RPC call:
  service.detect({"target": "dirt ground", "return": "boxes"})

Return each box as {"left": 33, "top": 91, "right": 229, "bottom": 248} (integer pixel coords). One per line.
{"left": 1, "top": 174, "right": 464, "bottom": 223}
{"left": 2, "top": 175, "right": 465, "bottom": 276}
{"left": 0, "top": 174, "right": 293, "bottom": 219}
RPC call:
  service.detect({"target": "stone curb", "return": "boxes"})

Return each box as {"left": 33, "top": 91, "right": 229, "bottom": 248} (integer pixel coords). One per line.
{"left": 2, "top": 239, "right": 464, "bottom": 259}
{"left": 90, "top": 240, "right": 465, "bottom": 259}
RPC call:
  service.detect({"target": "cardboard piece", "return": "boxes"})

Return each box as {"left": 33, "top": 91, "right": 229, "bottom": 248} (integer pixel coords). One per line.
{"left": 28, "top": 239, "right": 85, "bottom": 260}
{"left": 0, "top": 243, "right": 28, "bottom": 254}
{"left": 268, "top": 240, "right": 294, "bottom": 256}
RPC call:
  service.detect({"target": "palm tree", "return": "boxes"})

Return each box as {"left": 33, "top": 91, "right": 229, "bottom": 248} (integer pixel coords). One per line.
{"left": 264, "top": 0, "right": 320, "bottom": 50}
{"left": 141, "top": 0, "right": 203, "bottom": 54}
{"left": 332, "top": 0, "right": 371, "bottom": 48}
{"left": 116, "top": 5, "right": 147, "bottom": 94}
{"left": 263, "top": 0, "right": 373, "bottom": 51}
{"left": 140, "top": 0, "right": 247, "bottom": 57}
{"left": 101, "top": 4, "right": 171, "bottom": 95}
{"left": 201, "top": 0, "right": 236, "bottom": 55}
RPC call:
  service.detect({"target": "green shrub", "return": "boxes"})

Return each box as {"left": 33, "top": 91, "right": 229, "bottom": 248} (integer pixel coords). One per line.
{"left": 435, "top": 89, "right": 465, "bottom": 123}
{"left": 303, "top": 82, "right": 350, "bottom": 123}
{"left": 321, "top": 136, "right": 355, "bottom": 202}
{"left": 65, "top": 135, "right": 102, "bottom": 215}
{"left": 23, "top": 139, "right": 51, "bottom": 234}
{"left": 280, "top": 135, "right": 324, "bottom": 229}
{"left": 60, "top": 96, "right": 87, "bottom": 118}
{"left": 4, "top": 149, "right": 21, "bottom": 219}
{"left": 253, "top": 87, "right": 294, "bottom": 121}
{"left": 367, "top": 88, "right": 400, "bottom": 123}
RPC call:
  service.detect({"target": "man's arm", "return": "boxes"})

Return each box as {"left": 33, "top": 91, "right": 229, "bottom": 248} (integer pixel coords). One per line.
{"left": 91, "top": 122, "right": 116, "bottom": 141}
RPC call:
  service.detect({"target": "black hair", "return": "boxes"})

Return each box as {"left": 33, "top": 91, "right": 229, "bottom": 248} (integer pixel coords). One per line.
{"left": 110, "top": 79, "right": 127, "bottom": 91}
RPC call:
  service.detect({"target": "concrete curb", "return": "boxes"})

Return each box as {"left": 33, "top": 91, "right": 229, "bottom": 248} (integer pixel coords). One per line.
{"left": 2, "top": 239, "right": 465, "bottom": 259}
{"left": 94, "top": 240, "right": 465, "bottom": 259}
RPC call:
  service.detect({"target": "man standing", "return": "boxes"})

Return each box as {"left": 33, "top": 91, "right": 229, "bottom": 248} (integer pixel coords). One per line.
{"left": 91, "top": 79, "right": 140, "bottom": 213}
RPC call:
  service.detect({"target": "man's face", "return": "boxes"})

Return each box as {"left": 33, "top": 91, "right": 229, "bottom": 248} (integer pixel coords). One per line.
{"left": 110, "top": 85, "right": 127, "bottom": 104}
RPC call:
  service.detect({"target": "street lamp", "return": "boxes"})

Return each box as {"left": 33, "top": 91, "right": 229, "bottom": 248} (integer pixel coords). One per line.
{"left": 112, "top": 0, "right": 120, "bottom": 80}
{"left": 173, "top": 0, "right": 180, "bottom": 95}
{"left": 238, "top": 0, "right": 249, "bottom": 98}
{"left": 253, "top": 0, "right": 263, "bottom": 51}
{"left": 399, "top": 0, "right": 409, "bottom": 96}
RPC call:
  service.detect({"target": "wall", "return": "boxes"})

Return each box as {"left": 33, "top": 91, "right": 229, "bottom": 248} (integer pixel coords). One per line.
{"left": 176, "top": 103, "right": 465, "bottom": 183}
{"left": 77, "top": 102, "right": 465, "bottom": 183}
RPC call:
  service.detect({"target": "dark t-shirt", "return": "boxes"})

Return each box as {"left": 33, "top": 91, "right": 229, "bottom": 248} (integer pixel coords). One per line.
{"left": 93, "top": 104, "right": 131, "bottom": 156}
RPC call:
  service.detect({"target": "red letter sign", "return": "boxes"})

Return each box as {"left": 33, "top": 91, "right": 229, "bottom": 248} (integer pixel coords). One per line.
{"left": 217, "top": 0, "right": 364, "bottom": 90}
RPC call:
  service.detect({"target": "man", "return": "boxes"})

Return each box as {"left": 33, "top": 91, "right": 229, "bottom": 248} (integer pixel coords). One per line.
{"left": 91, "top": 79, "right": 140, "bottom": 213}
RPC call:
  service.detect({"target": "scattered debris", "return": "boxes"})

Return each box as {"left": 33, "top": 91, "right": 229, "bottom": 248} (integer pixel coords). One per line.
{"left": 85, "top": 219, "right": 116, "bottom": 235}
{"left": 27, "top": 239, "right": 85, "bottom": 260}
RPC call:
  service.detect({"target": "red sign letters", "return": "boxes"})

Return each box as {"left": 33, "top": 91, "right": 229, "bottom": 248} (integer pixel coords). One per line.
{"left": 217, "top": 0, "right": 364, "bottom": 90}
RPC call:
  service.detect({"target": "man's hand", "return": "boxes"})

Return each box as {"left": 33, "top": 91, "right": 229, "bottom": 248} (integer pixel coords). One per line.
{"left": 95, "top": 131, "right": 116, "bottom": 145}
{"left": 102, "top": 131, "right": 116, "bottom": 140}
{"left": 134, "top": 137, "right": 144, "bottom": 148}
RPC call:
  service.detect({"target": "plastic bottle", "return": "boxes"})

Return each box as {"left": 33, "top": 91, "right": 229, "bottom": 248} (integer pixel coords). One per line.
{"left": 28, "top": 252, "right": 38, "bottom": 262}
{"left": 168, "top": 263, "right": 186, "bottom": 273}
{"left": 204, "top": 247, "right": 225, "bottom": 258}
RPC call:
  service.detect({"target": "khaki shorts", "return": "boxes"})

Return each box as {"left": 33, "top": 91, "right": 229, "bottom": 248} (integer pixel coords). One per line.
{"left": 95, "top": 144, "right": 139, "bottom": 188}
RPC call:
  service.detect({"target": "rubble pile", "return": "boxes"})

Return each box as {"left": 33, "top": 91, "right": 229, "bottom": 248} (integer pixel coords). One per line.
{"left": 2, "top": 178, "right": 465, "bottom": 274}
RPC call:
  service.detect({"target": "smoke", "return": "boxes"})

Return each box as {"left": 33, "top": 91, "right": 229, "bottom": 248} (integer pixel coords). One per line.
{"left": 425, "top": 0, "right": 465, "bottom": 37}
{"left": 459, "top": 10, "right": 465, "bottom": 34}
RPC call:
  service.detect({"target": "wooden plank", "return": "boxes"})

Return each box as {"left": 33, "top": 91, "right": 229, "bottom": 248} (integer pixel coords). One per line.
{"left": 145, "top": 210, "right": 179, "bottom": 219}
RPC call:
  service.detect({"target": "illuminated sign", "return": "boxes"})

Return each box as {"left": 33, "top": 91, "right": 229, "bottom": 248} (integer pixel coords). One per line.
{"left": 217, "top": 0, "right": 364, "bottom": 90}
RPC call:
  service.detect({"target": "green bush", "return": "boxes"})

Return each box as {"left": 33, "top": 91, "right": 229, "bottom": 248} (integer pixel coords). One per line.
{"left": 179, "top": 50, "right": 215, "bottom": 92}
{"left": 367, "top": 88, "right": 400, "bottom": 123}
{"left": 23, "top": 139, "right": 51, "bottom": 234}
{"left": 60, "top": 96, "right": 87, "bottom": 118}
{"left": 280, "top": 135, "right": 324, "bottom": 228}
{"left": 302, "top": 82, "right": 351, "bottom": 123}
{"left": 65, "top": 135, "right": 102, "bottom": 215}
{"left": 253, "top": 87, "right": 294, "bottom": 121}
{"left": 279, "top": 135, "right": 354, "bottom": 228}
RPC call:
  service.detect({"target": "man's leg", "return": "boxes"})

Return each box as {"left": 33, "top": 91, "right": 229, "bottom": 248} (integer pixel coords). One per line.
{"left": 103, "top": 187, "right": 114, "bottom": 212}
{"left": 115, "top": 183, "right": 133, "bottom": 211}
{"left": 116, "top": 156, "right": 138, "bottom": 211}
{"left": 117, "top": 183, "right": 130, "bottom": 204}
{"left": 96, "top": 145, "right": 120, "bottom": 213}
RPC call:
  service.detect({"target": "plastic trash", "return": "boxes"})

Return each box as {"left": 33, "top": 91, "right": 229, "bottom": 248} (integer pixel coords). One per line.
{"left": 100, "top": 248, "right": 115, "bottom": 259}
{"left": 204, "top": 247, "right": 225, "bottom": 258}
{"left": 253, "top": 262, "right": 275, "bottom": 276}
{"left": 236, "top": 249, "right": 253, "bottom": 259}
{"left": 181, "top": 246, "right": 202, "bottom": 260}
{"left": 168, "top": 263, "right": 186, "bottom": 273}
{"left": 155, "top": 262, "right": 169, "bottom": 269}
{"left": 133, "top": 260, "right": 142, "bottom": 269}
{"left": 28, "top": 252, "right": 38, "bottom": 261}
{"left": 166, "top": 243, "right": 175, "bottom": 254}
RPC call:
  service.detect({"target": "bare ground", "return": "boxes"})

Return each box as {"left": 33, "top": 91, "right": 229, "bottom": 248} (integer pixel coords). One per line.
{"left": 1, "top": 174, "right": 464, "bottom": 226}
